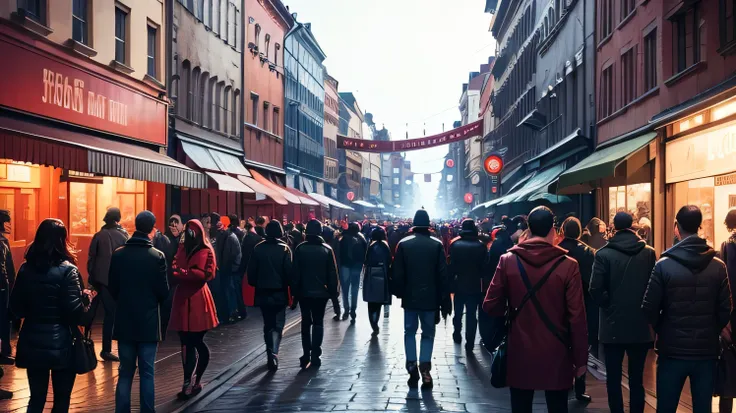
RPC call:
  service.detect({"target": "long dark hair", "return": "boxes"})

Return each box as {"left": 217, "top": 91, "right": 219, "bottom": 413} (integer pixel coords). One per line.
{"left": 25, "top": 219, "right": 77, "bottom": 269}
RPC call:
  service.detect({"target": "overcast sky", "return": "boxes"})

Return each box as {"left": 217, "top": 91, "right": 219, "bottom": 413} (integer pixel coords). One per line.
{"left": 282, "top": 0, "right": 495, "bottom": 217}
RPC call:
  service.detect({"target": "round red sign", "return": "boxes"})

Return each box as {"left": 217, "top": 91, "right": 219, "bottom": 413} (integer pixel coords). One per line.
{"left": 464, "top": 193, "right": 474, "bottom": 204}
{"left": 445, "top": 159, "right": 455, "bottom": 168}
{"left": 483, "top": 155, "right": 504, "bottom": 175}
{"left": 346, "top": 191, "right": 355, "bottom": 201}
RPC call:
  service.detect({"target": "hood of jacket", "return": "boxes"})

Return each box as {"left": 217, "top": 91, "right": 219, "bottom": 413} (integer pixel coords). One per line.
{"left": 126, "top": 231, "right": 153, "bottom": 247}
{"left": 508, "top": 239, "right": 568, "bottom": 268}
{"left": 604, "top": 230, "right": 646, "bottom": 255}
{"left": 305, "top": 234, "right": 326, "bottom": 244}
{"left": 662, "top": 235, "right": 716, "bottom": 272}
{"left": 185, "top": 220, "right": 216, "bottom": 264}
{"left": 557, "top": 237, "right": 581, "bottom": 252}
{"left": 586, "top": 218, "right": 604, "bottom": 236}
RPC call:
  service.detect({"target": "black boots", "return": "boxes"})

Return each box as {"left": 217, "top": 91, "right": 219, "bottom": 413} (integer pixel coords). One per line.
{"left": 452, "top": 331, "right": 462, "bottom": 344}
{"left": 267, "top": 351, "right": 279, "bottom": 372}
{"left": 419, "top": 362, "right": 433, "bottom": 389}
{"left": 406, "top": 361, "right": 420, "bottom": 388}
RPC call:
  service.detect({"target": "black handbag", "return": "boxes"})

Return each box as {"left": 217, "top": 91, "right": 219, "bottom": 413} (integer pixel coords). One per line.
{"left": 72, "top": 325, "right": 97, "bottom": 375}
{"left": 490, "top": 256, "right": 566, "bottom": 388}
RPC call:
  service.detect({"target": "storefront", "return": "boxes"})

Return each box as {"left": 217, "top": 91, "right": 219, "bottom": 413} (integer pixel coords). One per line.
{"left": 0, "top": 22, "right": 205, "bottom": 277}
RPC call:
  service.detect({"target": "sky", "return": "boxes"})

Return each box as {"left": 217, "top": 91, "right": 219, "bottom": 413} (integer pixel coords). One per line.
{"left": 283, "top": 0, "right": 496, "bottom": 217}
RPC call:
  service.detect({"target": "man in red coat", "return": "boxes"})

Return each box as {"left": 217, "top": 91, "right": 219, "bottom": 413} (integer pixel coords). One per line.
{"left": 483, "top": 206, "right": 588, "bottom": 413}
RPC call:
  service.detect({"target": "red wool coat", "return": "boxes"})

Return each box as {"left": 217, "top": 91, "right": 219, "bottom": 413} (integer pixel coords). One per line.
{"left": 169, "top": 244, "right": 219, "bottom": 332}
{"left": 483, "top": 240, "right": 588, "bottom": 390}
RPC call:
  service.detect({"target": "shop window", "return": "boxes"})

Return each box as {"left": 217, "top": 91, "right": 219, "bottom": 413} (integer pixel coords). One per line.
{"left": 72, "top": 0, "right": 89, "bottom": 45}
{"left": 671, "top": 5, "right": 701, "bottom": 74}
{"left": 114, "top": 6, "right": 128, "bottom": 64}
{"left": 608, "top": 184, "right": 652, "bottom": 227}
{"left": 600, "top": 64, "right": 614, "bottom": 118}
{"left": 644, "top": 28, "right": 658, "bottom": 92}
{"left": 69, "top": 177, "right": 146, "bottom": 238}
{"left": 672, "top": 177, "right": 715, "bottom": 247}
{"left": 0, "top": 162, "right": 41, "bottom": 249}
{"left": 720, "top": 0, "right": 736, "bottom": 52}
{"left": 621, "top": 47, "right": 637, "bottom": 106}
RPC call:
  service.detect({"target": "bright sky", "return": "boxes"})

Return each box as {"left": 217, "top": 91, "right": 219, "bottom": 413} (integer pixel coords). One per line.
{"left": 283, "top": 0, "right": 495, "bottom": 218}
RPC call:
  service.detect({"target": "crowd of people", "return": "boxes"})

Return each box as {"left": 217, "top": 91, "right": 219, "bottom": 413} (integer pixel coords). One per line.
{"left": 0, "top": 201, "right": 736, "bottom": 413}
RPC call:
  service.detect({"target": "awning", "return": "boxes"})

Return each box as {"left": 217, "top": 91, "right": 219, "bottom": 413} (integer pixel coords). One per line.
{"left": 308, "top": 193, "right": 355, "bottom": 211}
{"left": 557, "top": 132, "right": 656, "bottom": 191}
{"left": 499, "top": 163, "right": 567, "bottom": 205}
{"left": 249, "top": 169, "right": 302, "bottom": 204}
{"left": 524, "top": 128, "right": 586, "bottom": 167}
{"left": 237, "top": 175, "right": 289, "bottom": 205}
{"left": 0, "top": 113, "right": 206, "bottom": 188}
{"left": 501, "top": 164, "right": 524, "bottom": 185}
{"left": 353, "top": 200, "right": 377, "bottom": 208}
{"left": 527, "top": 191, "right": 572, "bottom": 204}
{"left": 206, "top": 172, "right": 254, "bottom": 193}
{"left": 284, "top": 187, "right": 320, "bottom": 206}
{"left": 179, "top": 139, "right": 250, "bottom": 176}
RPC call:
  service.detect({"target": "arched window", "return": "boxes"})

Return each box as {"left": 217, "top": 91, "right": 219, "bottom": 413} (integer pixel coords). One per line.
{"left": 544, "top": 16, "right": 549, "bottom": 38}
{"left": 556, "top": 0, "right": 562, "bottom": 18}
{"left": 215, "top": 81, "right": 224, "bottom": 131}
{"left": 191, "top": 67, "right": 201, "bottom": 123}
{"left": 254, "top": 24, "right": 261, "bottom": 50}
{"left": 223, "top": 85, "right": 232, "bottom": 135}
{"left": 181, "top": 60, "right": 191, "bottom": 119}
{"left": 274, "top": 43, "right": 280, "bottom": 68}
{"left": 232, "top": 89, "right": 240, "bottom": 136}
{"left": 265, "top": 34, "right": 271, "bottom": 58}
{"left": 200, "top": 72, "right": 210, "bottom": 127}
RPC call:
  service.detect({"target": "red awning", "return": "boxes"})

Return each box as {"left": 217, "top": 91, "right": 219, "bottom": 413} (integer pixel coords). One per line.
{"left": 249, "top": 169, "right": 301, "bottom": 204}
{"left": 284, "top": 187, "right": 320, "bottom": 206}
{"left": 237, "top": 175, "right": 289, "bottom": 205}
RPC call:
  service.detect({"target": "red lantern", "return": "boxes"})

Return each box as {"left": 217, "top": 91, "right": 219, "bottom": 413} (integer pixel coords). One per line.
{"left": 464, "top": 193, "right": 474, "bottom": 204}
{"left": 346, "top": 191, "right": 355, "bottom": 201}
{"left": 445, "top": 159, "right": 455, "bottom": 168}
{"left": 492, "top": 187, "right": 498, "bottom": 194}
{"left": 483, "top": 154, "right": 504, "bottom": 175}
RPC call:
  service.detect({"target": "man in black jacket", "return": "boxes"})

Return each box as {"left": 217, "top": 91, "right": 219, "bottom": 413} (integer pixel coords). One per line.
{"left": 448, "top": 219, "right": 487, "bottom": 351}
{"left": 643, "top": 205, "right": 730, "bottom": 413}
{"left": 109, "top": 211, "right": 169, "bottom": 413}
{"left": 392, "top": 210, "right": 450, "bottom": 389}
{"left": 338, "top": 223, "right": 367, "bottom": 322}
{"left": 212, "top": 212, "right": 242, "bottom": 323}
{"left": 0, "top": 210, "right": 15, "bottom": 366}
{"left": 590, "top": 212, "right": 656, "bottom": 413}
{"left": 292, "top": 220, "right": 339, "bottom": 368}
{"left": 558, "top": 217, "right": 596, "bottom": 403}
{"left": 479, "top": 220, "right": 514, "bottom": 354}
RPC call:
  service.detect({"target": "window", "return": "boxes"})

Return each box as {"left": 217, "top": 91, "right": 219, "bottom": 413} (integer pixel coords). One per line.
{"left": 215, "top": 82, "right": 223, "bottom": 130}
{"left": 180, "top": 60, "right": 191, "bottom": 119}
{"left": 720, "top": 0, "right": 736, "bottom": 50}
{"left": 232, "top": 90, "right": 240, "bottom": 136}
{"left": 274, "top": 43, "right": 280, "bottom": 67}
{"left": 392, "top": 167, "right": 400, "bottom": 174}
{"left": 621, "top": 47, "right": 636, "bottom": 106}
{"left": 223, "top": 86, "right": 232, "bottom": 134}
{"left": 671, "top": 5, "right": 701, "bottom": 74}
{"left": 644, "top": 29, "right": 658, "bottom": 91}
{"left": 198, "top": 72, "right": 207, "bottom": 125}
{"left": 196, "top": 0, "right": 204, "bottom": 19}
{"left": 250, "top": 93, "right": 259, "bottom": 125}
{"left": 191, "top": 67, "right": 200, "bottom": 122}
{"left": 263, "top": 102, "right": 270, "bottom": 131}
{"left": 599, "top": 0, "right": 613, "bottom": 40}
{"left": 621, "top": 0, "right": 635, "bottom": 19}
{"left": 114, "top": 7, "right": 127, "bottom": 64}
{"left": 393, "top": 178, "right": 400, "bottom": 185}
{"left": 265, "top": 34, "right": 271, "bottom": 58}
{"left": 201, "top": 73, "right": 210, "bottom": 127}
{"left": 600, "top": 64, "right": 614, "bottom": 118}
{"left": 273, "top": 107, "right": 280, "bottom": 136}
{"left": 255, "top": 24, "right": 261, "bottom": 50}
{"left": 221, "top": 0, "right": 228, "bottom": 43}
{"left": 72, "top": 0, "right": 88, "bottom": 45}
{"left": 234, "top": 7, "right": 240, "bottom": 50}
{"left": 19, "top": 0, "right": 45, "bottom": 24}
{"left": 147, "top": 25, "right": 157, "bottom": 78}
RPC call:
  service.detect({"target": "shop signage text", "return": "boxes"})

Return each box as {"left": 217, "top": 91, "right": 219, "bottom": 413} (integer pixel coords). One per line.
{"left": 716, "top": 173, "right": 736, "bottom": 186}
{"left": 337, "top": 120, "right": 483, "bottom": 153}
{"left": 0, "top": 39, "right": 166, "bottom": 145}
{"left": 666, "top": 122, "right": 736, "bottom": 184}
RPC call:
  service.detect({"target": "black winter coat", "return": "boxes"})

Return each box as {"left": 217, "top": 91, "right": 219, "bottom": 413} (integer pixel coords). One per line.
{"left": 643, "top": 235, "right": 730, "bottom": 359}
{"left": 363, "top": 241, "right": 392, "bottom": 304}
{"left": 487, "top": 232, "right": 513, "bottom": 289}
{"left": 448, "top": 232, "right": 487, "bottom": 294}
{"left": 215, "top": 229, "right": 242, "bottom": 274}
{"left": 292, "top": 235, "right": 339, "bottom": 299}
{"left": 590, "top": 230, "right": 656, "bottom": 344}
{"left": 559, "top": 237, "right": 598, "bottom": 344}
{"left": 0, "top": 235, "right": 15, "bottom": 291}
{"left": 391, "top": 230, "right": 449, "bottom": 312}
{"left": 339, "top": 225, "right": 368, "bottom": 269}
{"left": 11, "top": 261, "right": 86, "bottom": 370}
{"left": 248, "top": 238, "right": 293, "bottom": 307}
{"left": 109, "top": 232, "right": 169, "bottom": 342}
{"left": 239, "top": 231, "right": 263, "bottom": 275}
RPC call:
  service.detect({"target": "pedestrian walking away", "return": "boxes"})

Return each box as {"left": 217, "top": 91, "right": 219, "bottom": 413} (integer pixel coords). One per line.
{"left": 643, "top": 205, "right": 730, "bottom": 413}
{"left": 88, "top": 206, "right": 129, "bottom": 362}
{"left": 0, "top": 209, "right": 15, "bottom": 368}
{"left": 248, "top": 220, "right": 293, "bottom": 371}
{"left": 718, "top": 208, "right": 736, "bottom": 412}
{"left": 292, "top": 220, "right": 339, "bottom": 368}
{"left": 448, "top": 219, "right": 487, "bottom": 352}
{"left": 109, "top": 211, "right": 169, "bottom": 413}
{"left": 589, "top": 212, "right": 656, "bottom": 413}
{"left": 11, "top": 219, "right": 96, "bottom": 413}
{"left": 483, "top": 207, "right": 588, "bottom": 413}
{"left": 170, "top": 219, "right": 219, "bottom": 400}
{"left": 480, "top": 218, "right": 515, "bottom": 354}
{"left": 339, "top": 222, "right": 367, "bottom": 322}
{"left": 362, "top": 226, "right": 392, "bottom": 337}
{"left": 391, "top": 209, "right": 451, "bottom": 389}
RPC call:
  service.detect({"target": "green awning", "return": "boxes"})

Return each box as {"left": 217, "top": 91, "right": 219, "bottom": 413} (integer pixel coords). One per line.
{"left": 499, "top": 163, "right": 567, "bottom": 205}
{"left": 557, "top": 132, "right": 656, "bottom": 190}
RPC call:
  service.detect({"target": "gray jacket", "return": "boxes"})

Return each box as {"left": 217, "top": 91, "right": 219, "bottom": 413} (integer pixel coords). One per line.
{"left": 87, "top": 224, "right": 129, "bottom": 287}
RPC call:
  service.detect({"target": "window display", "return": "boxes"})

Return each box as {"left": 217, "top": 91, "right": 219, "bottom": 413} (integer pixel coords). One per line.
{"left": 608, "top": 183, "right": 652, "bottom": 226}
{"left": 70, "top": 177, "right": 146, "bottom": 237}
{"left": 0, "top": 161, "right": 41, "bottom": 249}
{"left": 672, "top": 177, "right": 715, "bottom": 247}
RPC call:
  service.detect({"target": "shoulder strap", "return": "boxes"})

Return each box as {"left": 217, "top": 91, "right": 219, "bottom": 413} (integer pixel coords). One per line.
{"left": 514, "top": 255, "right": 569, "bottom": 347}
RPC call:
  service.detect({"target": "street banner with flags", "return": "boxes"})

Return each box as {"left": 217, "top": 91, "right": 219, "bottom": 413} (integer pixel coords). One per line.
{"left": 337, "top": 120, "right": 482, "bottom": 153}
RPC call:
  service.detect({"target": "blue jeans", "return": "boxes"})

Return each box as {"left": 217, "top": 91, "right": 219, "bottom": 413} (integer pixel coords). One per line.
{"left": 340, "top": 266, "right": 361, "bottom": 315}
{"left": 656, "top": 356, "right": 717, "bottom": 413}
{"left": 453, "top": 293, "right": 483, "bottom": 344}
{"left": 116, "top": 341, "right": 158, "bottom": 413}
{"left": 404, "top": 310, "right": 436, "bottom": 363}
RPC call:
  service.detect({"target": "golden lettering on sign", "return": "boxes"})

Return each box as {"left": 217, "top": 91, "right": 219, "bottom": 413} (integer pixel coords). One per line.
{"left": 41, "top": 68, "right": 128, "bottom": 127}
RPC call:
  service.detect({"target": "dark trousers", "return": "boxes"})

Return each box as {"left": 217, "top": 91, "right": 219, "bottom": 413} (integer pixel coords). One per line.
{"left": 178, "top": 331, "right": 210, "bottom": 385}
{"left": 656, "top": 356, "right": 717, "bottom": 413}
{"left": 208, "top": 271, "right": 228, "bottom": 322}
{"left": 603, "top": 343, "right": 650, "bottom": 413}
{"left": 92, "top": 285, "right": 116, "bottom": 353}
{"left": 261, "top": 305, "right": 286, "bottom": 355}
{"left": 26, "top": 367, "right": 76, "bottom": 413}
{"left": 575, "top": 373, "right": 586, "bottom": 396}
{"left": 0, "top": 289, "right": 10, "bottom": 355}
{"left": 116, "top": 341, "right": 158, "bottom": 413}
{"left": 300, "top": 298, "right": 328, "bottom": 360}
{"left": 453, "top": 293, "right": 483, "bottom": 344}
{"left": 509, "top": 387, "right": 568, "bottom": 413}
{"left": 232, "top": 273, "right": 247, "bottom": 316}
{"left": 367, "top": 302, "right": 383, "bottom": 331}
{"left": 331, "top": 296, "right": 341, "bottom": 316}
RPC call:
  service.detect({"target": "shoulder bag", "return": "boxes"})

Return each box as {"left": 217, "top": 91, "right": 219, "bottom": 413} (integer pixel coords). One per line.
{"left": 72, "top": 325, "right": 97, "bottom": 375}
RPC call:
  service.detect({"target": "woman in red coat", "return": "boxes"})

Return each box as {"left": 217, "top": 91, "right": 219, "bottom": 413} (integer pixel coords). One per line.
{"left": 170, "top": 219, "right": 219, "bottom": 400}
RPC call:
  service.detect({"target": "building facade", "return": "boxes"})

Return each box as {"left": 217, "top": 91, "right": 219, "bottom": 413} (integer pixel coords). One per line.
{"left": 323, "top": 72, "right": 340, "bottom": 198}
{"left": 284, "top": 20, "right": 326, "bottom": 193}
{"left": 460, "top": 62, "right": 491, "bottom": 208}
{"left": 337, "top": 92, "right": 363, "bottom": 204}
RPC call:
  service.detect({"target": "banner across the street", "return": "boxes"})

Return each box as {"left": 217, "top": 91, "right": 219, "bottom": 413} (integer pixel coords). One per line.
{"left": 337, "top": 119, "right": 483, "bottom": 153}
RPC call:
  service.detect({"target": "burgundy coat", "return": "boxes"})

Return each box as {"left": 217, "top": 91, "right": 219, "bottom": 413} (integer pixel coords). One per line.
{"left": 170, "top": 220, "right": 219, "bottom": 332}
{"left": 483, "top": 239, "right": 588, "bottom": 390}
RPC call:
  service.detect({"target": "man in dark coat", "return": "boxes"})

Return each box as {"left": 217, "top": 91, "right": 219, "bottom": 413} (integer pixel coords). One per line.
{"left": 448, "top": 219, "right": 487, "bottom": 351}
{"left": 642, "top": 205, "right": 730, "bottom": 413}
{"left": 321, "top": 223, "right": 341, "bottom": 320}
{"left": 0, "top": 210, "right": 15, "bottom": 366}
{"left": 392, "top": 210, "right": 450, "bottom": 389}
{"left": 479, "top": 220, "right": 515, "bottom": 354}
{"left": 558, "top": 217, "right": 596, "bottom": 403}
{"left": 88, "top": 207, "right": 129, "bottom": 362}
{"left": 483, "top": 206, "right": 588, "bottom": 413}
{"left": 248, "top": 221, "right": 293, "bottom": 371}
{"left": 590, "top": 212, "right": 656, "bottom": 413}
{"left": 109, "top": 211, "right": 169, "bottom": 413}
{"left": 239, "top": 221, "right": 263, "bottom": 275}
{"left": 338, "top": 222, "right": 367, "bottom": 322}
{"left": 212, "top": 212, "right": 242, "bottom": 323}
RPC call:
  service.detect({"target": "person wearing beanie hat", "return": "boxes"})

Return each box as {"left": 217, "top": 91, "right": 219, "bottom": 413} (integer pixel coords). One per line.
{"left": 338, "top": 222, "right": 368, "bottom": 322}
{"left": 392, "top": 209, "right": 450, "bottom": 389}
{"left": 0, "top": 209, "right": 15, "bottom": 368}
{"left": 88, "top": 206, "right": 129, "bottom": 362}
{"left": 448, "top": 219, "right": 487, "bottom": 352}
{"left": 591, "top": 211, "right": 657, "bottom": 413}
{"left": 292, "top": 220, "right": 339, "bottom": 368}
{"left": 248, "top": 220, "right": 293, "bottom": 371}
{"left": 108, "top": 210, "right": 169, "bottom": 411}
{"left": 363, "top": 226, "right": 392, "bottom": 336}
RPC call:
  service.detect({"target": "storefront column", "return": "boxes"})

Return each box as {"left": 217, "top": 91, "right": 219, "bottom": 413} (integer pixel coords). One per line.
{"left": 653, "top": 134, "right": 666, "bottom": 255}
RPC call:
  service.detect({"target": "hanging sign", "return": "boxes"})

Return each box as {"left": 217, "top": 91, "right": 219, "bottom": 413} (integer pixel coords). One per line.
{"left": 346, "top": 191, "right": 355, "bottom": 201}
{"left": 446, "top": 159, "right": 455, "bottom": 168}
{"left": 464, "top": 193, "right": 474, "bottom": 204}
{"left": 483, "top": 154, "right": 504, "bottom": 175}
{"left": 337, "top": 120, "right": 483, "bottom": 153}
